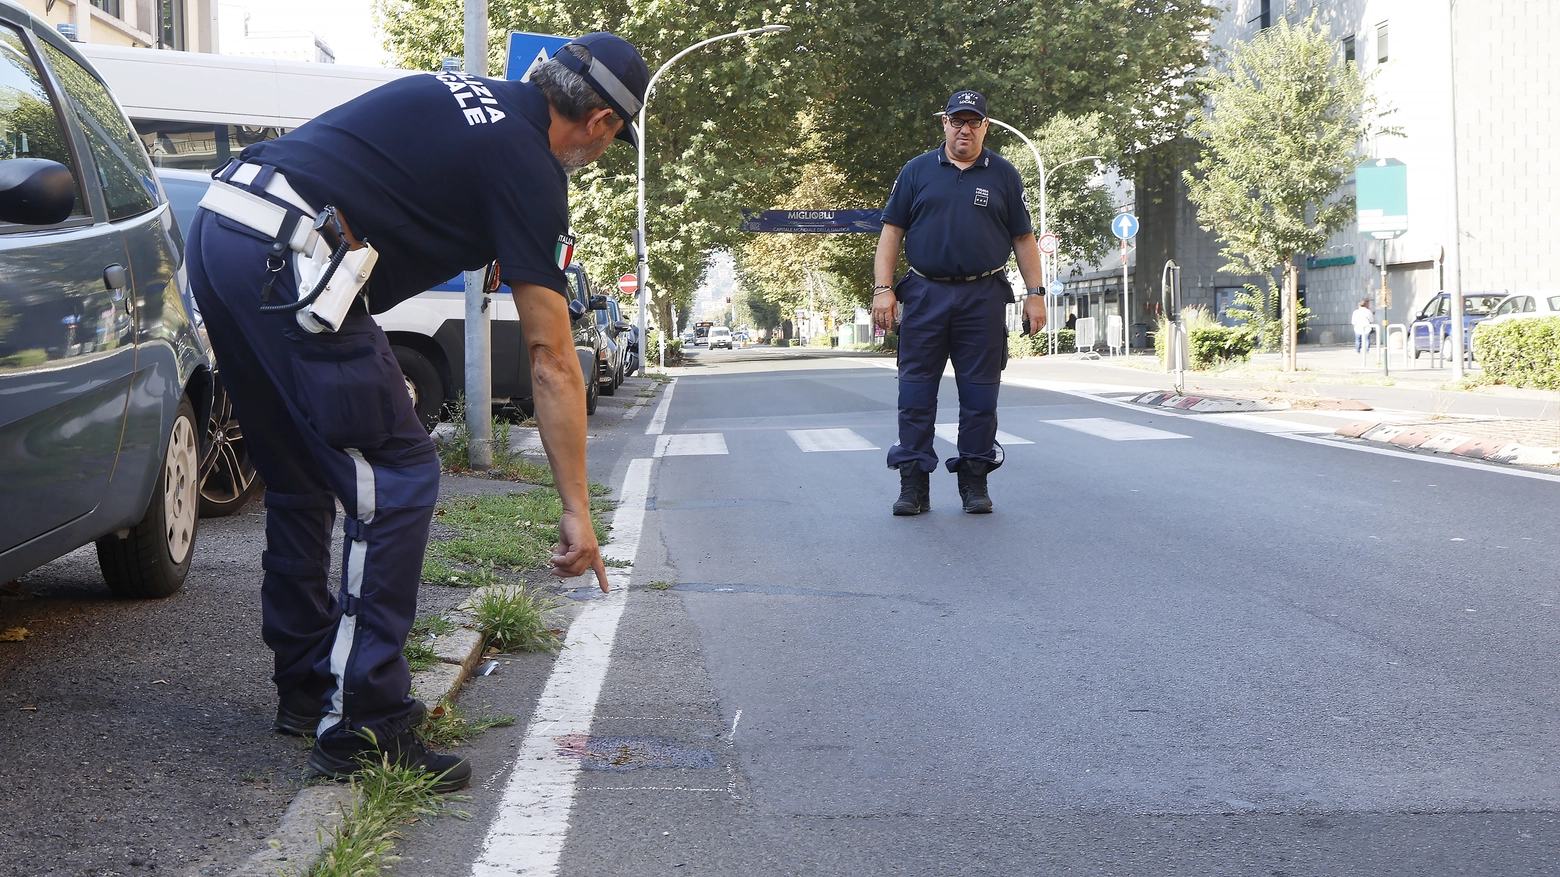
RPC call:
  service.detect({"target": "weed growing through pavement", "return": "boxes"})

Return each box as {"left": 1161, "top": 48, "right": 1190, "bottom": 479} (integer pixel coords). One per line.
{"left": 472, "top": 585, "right": 563, "bottom": 653}
{"left": 303, "top": 757, "right": 466, "bottom": 877}
{"left": 437, "top": 395, "right": 553, "bottom": 484}
{"left": 647, "top": 580, "right": 673, "bottom": 591}
{"left": 417, "top": 701, "right": 516, "bottom": 748}
{"left": 424, "top": 490, "right": 612, "bottom": 575}
{"left": 403, "top": 615, "right": 458, "bottom": 672}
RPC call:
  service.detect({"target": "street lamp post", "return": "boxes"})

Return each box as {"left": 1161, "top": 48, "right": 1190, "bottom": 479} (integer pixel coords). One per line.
{"left": 634, "top": 24, "right": 790, "bottom": 375}
{"left": 983, "top": 118, "right": 1102, "bottom": 356}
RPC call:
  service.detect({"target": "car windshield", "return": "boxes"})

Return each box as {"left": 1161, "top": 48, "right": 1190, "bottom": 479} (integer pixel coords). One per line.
{"left": 1464, "top": 295, "right": 1504, "bottom": 316}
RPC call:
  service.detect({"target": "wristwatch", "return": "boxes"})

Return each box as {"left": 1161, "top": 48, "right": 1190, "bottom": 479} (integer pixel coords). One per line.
{"left": 1025, "top": 285, "right": 1046, "bottom": 297}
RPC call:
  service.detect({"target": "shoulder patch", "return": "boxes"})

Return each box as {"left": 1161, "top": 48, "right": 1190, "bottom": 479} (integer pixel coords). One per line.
{"left": 555, "top": 233, "right": 576, "bottom": 270}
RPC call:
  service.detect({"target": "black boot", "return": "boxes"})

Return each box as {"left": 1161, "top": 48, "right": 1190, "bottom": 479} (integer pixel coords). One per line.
{"left": 957, "top": 468, "right": 993, "bottom": 514}
{"left": 274, "top": 685, "right": 327, "bottom": 736}
{"left": 308, "top": 725, "right": 472, "bottom": 793}
{"left": 892, "top": 467, "right": 931, "bottom": 516}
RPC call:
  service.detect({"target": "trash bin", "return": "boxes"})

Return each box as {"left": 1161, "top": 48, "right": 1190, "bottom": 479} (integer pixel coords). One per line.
{"left": 1130, "top": 322, "right": 1148, "bottom": 349}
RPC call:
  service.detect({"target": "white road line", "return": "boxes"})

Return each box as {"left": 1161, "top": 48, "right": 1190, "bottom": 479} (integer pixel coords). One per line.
{"left": 787, "top": 428, "right": 879, "bottom": 452}
{"left": 932, "top": 423, "right": 1033, "bottom": 446}
{"left": 1042, "top": 417, "right": 1191, "bottom": 441}
{"left": 847, "top": 357, "right": 897, "bottom": 370}
{"left": 654, "top": 433, "right": 729, "bottom": 457}
{"left": 470, "top": 458, "right": 653, "bottom": 877}
{"left": 644, "top": 378, "right": 677, "bottom": 435}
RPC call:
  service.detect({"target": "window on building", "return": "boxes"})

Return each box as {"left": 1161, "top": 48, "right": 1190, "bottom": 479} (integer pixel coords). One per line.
{"left": 1376, "top": 22, "right": 1389, "bottom": 63}
{"left": 1250, "top": 0, "right": 1272, "bottom": 29}
{"left": 158, "top": 0, "right": 185, "bottom": 51}
{"left": 1342, "top": 35, "right": 1355, "bottom": 63}
{"left": 90, "top": 0, "right": 123, "bottom": 18}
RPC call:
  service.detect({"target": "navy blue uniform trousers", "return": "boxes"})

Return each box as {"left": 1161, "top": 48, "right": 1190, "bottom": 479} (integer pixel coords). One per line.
{"left": 187, "top": 207, "right": 437, "bottom": 747}
{"left": 887, "top": 271, "right": 1009, "bottom": 474}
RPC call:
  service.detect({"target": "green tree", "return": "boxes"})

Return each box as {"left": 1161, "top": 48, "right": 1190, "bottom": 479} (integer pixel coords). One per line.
{"left": 1185, "top": 12, "right": 1388, "bottom": 370}
{"left": 999, "top": 112, "right": 1117, "bottom": 267}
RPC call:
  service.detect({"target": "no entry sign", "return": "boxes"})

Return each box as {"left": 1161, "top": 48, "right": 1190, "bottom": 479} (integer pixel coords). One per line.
{"left": 618, "top": 274, "right": 639, "bottom": 295}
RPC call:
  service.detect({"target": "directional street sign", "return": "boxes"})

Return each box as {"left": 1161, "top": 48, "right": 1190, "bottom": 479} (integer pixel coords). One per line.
{"left": 618, "top": 273, "right": 639, "bottom": 295}
{"left": 1047, "top": 279, "right": 1064, "bottom": 295}
{"left": 1112, "top": 213, "right": 1139, "bottom": 240}
{"left": 1038, "top": 232, "right": 1059, "bottom": 255}
{"left": 503, "top": 31, "right": 571, "bottom": 81}
{"left": 1356, "top": 157, "right": 1408, "bottom": 240}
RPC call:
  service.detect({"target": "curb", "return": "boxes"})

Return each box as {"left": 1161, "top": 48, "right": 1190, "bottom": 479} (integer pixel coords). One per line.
{"left": 1336, "top": 421, "right": 1560, "bottom": 467}
{"left": 1131, "top": 391, "right": 1290, "bottom": 413}
{"left": 218, "top": 616, "right": 488, "bottom": 877}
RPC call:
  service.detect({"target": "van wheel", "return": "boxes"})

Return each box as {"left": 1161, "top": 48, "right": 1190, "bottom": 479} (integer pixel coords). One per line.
{"left": 97, "top": 395, "right": 198, "bottom": 598}
{"left": 394, "top": 346, "right": 443, "bottom": 432}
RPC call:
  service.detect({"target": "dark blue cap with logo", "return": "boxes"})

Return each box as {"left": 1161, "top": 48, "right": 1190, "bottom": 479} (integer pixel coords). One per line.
{"left": 944, "top": 90, "right": 987, "bottom": 119}
{"left": 552, "top": 32, "right": 650, "bottom": 148}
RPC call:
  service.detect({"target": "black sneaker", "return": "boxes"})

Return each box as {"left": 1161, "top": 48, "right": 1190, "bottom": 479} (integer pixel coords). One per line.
{"left": 308, "top": 727, "right": 472, "bottom": 793}
{"left": 957, "top": 469, "right": 993, "bottom": 514}
{"left": 892, "top": 467, "right": 931, "bottom": 516}
{"left": 274, "top": 686, "right": 326, "bottom": 736}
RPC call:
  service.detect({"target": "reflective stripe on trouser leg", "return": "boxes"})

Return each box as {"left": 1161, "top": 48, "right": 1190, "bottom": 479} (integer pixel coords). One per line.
{"left": 259, "top": 489, "right": 337, "bottom": 696}
{"left": 318, "top": 450, "right": 374, "bottom": 738}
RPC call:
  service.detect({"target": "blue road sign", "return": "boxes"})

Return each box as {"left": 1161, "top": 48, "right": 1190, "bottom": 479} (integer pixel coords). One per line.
{"left": 1047, "top": 279, "right": 1063, "bottom": 295}
{"left": 1112, "top": 213, "right": 1139, "bottom": 240}
{"left": 504, "top": 31, "right": 571, "bottom": 81}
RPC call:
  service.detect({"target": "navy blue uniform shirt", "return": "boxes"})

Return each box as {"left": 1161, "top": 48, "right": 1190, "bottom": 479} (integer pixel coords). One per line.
{"left": 241, "top": 72, "right": 569, "bottom": 313}
{"left": 881, "top": 146, "right": 1033, "bottom": 278}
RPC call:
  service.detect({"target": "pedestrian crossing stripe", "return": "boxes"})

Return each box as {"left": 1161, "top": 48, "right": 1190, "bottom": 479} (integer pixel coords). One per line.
{"left": 1041, "top": 418, "right": 1189, "bottom": 441}
{"left": 787, "top": 428, "right": 879, "bottom": 452}
{"left": 655, "top": 433, "right": 729, "bottom": 457}
{"left": 933, "top": 424, "right": 1034, "bottom": 446}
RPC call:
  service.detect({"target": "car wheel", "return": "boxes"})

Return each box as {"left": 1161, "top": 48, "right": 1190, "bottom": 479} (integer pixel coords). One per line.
{"left": 585, "top": 363, "right": 599, "bottom": 415}
{"left": 198, "top": 377, "right": 262, "bottom": 517}
{"left": 97, "top": 395, "right": 198, "bottom": 599}
{"left": 393, "top": 345, "right": 444, "bottom": 432}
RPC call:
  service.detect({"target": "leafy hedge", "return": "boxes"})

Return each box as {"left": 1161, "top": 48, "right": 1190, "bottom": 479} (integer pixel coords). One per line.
{"left": 1007, "top": 329, "right": 1075, "bottom": 357}
{"left": 1187, "top": 325, "right": 1257, "bottom": 369}
{"left": 1472, "top": 317, "right": 1560, "bottom": 390}
{"left": 772, "top": 338, "right": 791, "bottom": 347}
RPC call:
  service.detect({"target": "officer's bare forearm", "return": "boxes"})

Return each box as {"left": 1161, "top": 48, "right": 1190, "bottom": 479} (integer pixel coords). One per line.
{"left": 512, "top": 284, "right": 592, "bottom": 516}
{"left": 1012, "top": 233, "right": 1044, "bottom": 290}
{"left": 875, "top": 223, "right": 907, "bottom": 288}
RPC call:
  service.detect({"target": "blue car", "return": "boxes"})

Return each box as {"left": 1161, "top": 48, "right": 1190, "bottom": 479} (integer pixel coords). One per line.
{"left": 1409, "top": 292, "right": 1506, "bottom": 360}
{"left": 0, "top": 4, "right": 211, "bottom": 598}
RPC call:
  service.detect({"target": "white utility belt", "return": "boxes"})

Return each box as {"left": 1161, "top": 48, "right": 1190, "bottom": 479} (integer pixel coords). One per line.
{"left": 197, "top": 163, "right": 379, "bottom": 334}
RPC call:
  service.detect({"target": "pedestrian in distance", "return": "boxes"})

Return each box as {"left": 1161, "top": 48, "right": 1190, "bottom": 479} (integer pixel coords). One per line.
{"left": 872, "top": 90, "right": 1047, "bottom": 515}
{"left": 185, "top": 33, "right": 649, "bottom": 792}
{"left": 1352, "top": 299, "right": 1376, "bottom": 354}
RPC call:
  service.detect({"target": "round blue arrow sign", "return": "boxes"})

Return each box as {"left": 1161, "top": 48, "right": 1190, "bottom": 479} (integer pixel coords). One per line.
{"left": 1112, "top": 213, "right": 1139, "bottom": 240}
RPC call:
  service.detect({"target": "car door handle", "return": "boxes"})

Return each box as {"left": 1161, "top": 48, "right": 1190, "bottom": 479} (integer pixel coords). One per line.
{"left": 104, "top": 263, "right": 130, "bottom": 312}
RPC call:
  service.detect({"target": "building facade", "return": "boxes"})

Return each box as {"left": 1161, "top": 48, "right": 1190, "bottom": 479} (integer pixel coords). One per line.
{"left": 18, "top": 0, "right": 217, "bottom": 52}
{"left": 1133, "top": 0, "right": 1557, "bottom": 344}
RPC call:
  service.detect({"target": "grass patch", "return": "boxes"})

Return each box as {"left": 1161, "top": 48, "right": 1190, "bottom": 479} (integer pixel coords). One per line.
{"left": 437, "top": 396, "right": 552, "bottom": 484}
{"left": 472, "top": 585, "right": 563, "bottom": 653}
{"left": 646, "top": 580, "right": 673, "bottom": 591}
{"left": 403, "top": 615, "right": 458, "bottom": 673}
{"left": 417, "top": 702, "right": 516, "bottom": 749}
{"left": 425, "top": 490, "right": 612, "bottom": 574}
{"left": 304, "top": 758, "right": 466, "bottom": 877}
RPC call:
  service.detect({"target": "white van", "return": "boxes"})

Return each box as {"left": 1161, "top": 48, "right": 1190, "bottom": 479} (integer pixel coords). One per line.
{"left": 708, "top": 326, "right": 733, "bottom": 349}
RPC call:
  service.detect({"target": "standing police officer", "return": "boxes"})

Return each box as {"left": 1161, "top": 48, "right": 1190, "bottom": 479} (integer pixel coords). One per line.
{"left": 186, "top": 34, "right": 649, "bottom": 792}
{"left": 873, "top": 90, "right": 1047, "bottom": 515}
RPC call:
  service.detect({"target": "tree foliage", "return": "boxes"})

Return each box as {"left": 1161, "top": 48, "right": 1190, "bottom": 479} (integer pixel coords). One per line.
{"left": 1184, "top": 12, "right": 1384, "bottom": 368}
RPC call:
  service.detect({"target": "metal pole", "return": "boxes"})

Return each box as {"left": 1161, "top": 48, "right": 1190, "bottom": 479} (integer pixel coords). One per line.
{"left": 1121, "top": 239, "right": 1129, "bottom": 357}
{"left": 1379, "top": 238, "right": 1391, "bottom": 377}
{"left": 463, "top": 0, "right": 492, "bottom": 468}
{"left": 634, "top": 25, "right": 790, "bottom": 376}
{"left": 1446, "top": 0, "right": 1466, "bottom": 378}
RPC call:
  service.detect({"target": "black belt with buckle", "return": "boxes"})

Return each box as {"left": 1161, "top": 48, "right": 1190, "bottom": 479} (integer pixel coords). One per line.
{"left": 911, "top": 267, "right": 1006, "bottom": 283}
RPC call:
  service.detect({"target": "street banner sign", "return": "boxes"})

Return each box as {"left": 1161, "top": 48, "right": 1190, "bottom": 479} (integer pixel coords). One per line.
{"left": 504, "top": 31, "right": 571, "bottom": 81}
{"left": 1038, "top": 232, "right": 1059, "bottom": 255}
{"left": 1047, "top": 279, "right": 1063, "bottom": 295}
{"left": 618, "top": 273, "right": 639, "bottom": 295}
{"left": 740, "top": 209, "right": 884, "bottom": 234}
{"left": 1111, "top": 213, "right": 1139, "bottom": 240}
{"left": 1356, "top": 157, "right": 1408, "bottom": 239}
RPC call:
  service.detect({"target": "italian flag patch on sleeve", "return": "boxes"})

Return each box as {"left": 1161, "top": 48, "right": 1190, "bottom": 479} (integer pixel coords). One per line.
{"left": 555, "top": 233, "right": 576, "bottom": 270}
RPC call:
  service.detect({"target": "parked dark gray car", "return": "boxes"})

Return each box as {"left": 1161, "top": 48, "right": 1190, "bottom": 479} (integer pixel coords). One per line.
{"left": 0, "top": 2, "right": 210, "bottom": 598}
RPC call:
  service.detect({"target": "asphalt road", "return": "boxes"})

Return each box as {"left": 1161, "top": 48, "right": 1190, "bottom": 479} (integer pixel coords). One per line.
{"left": 549, "top": 345, "right": 1560, "bottom": 876}
{"left": 6, "top": 346, "right": 1559, "bottom": 876}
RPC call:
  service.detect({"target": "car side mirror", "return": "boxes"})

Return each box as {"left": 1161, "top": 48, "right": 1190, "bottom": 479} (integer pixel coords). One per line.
{"left": 0, "top": 158, "right": 75, "bottom": 226}
{"left": 589, "top": 294, "right": 609, "bottom": 310}
{"left": 568, "top": 298, "right": 587, "bottom": 321}
{"left": 613, "top": 320, "right": 632, "bottom": 333}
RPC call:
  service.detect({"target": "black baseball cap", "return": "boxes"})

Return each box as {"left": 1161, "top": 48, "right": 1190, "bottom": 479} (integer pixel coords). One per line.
{"left": 552, "top": 33, "right": 650, "bottom": 148}
{"left": 944, "top": 90, "right": 988, "bottom": 119}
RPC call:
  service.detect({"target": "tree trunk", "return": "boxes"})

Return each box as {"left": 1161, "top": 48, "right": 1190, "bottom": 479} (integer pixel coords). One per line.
{"left": 1283, "top": 261, "right": 1299, "bottom": 372}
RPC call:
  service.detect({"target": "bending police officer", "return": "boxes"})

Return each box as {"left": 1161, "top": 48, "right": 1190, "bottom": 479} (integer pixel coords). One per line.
{"left": 872, "top": 90, "right": 1047, "bottom": 515}
{"left": 186, "top": 34, "right": 650, "bottom": 791}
